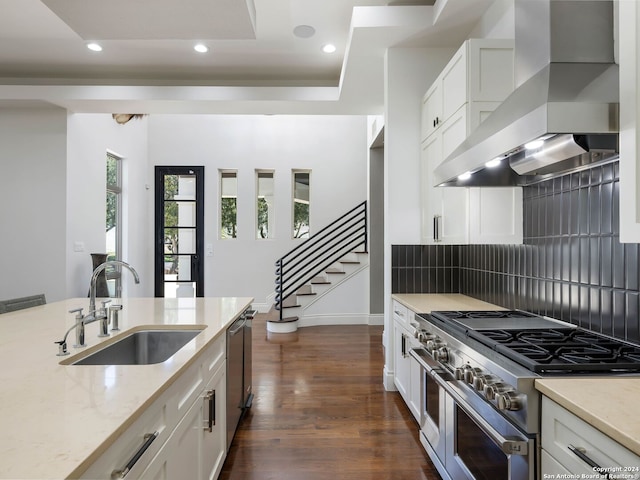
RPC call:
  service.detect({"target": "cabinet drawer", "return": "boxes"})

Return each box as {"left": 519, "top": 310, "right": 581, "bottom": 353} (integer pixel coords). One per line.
{"left": 541, "top": 397, "right": 640, "bottom": 476}
{"left": 79, "top": 387, "right": 174, "bottom": 480}
{"left": 392, "top": 300, "right": 409, "bottom": 326}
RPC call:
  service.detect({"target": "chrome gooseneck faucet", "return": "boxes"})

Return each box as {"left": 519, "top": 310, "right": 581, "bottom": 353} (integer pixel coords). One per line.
{"left": 89, "top": 260, "right": 140, "bottom": 316}
{"left": 55, "top": 260, "right": 140, "bottom": 355}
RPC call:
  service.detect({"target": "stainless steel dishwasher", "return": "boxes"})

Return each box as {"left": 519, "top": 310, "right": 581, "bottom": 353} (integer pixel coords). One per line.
{"left": 226, "top": 308, "right": 255, "bottom": 450}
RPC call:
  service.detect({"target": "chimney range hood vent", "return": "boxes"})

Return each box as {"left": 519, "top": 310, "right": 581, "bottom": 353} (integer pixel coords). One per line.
{"left": 433, "top": 0, "right": 619, "bottom": 187}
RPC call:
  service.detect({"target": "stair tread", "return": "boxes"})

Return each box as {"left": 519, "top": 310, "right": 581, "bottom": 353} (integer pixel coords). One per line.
{"left": 311, "top": 280, "right": 331, "bottom": 284}
{"left": 296, "top": 292, "right": 316, "bottom": 296}
{"left": 326, "top": 270, "right": 345, "bottom": 274}
{"left": 283, "top": 304, "right": 300, "bottom": 308}
{"left": 268, "top": 316, "right": 299, "bottom": 323}
{"left": 339, "top": 260, "right": 360, "bottom": 264}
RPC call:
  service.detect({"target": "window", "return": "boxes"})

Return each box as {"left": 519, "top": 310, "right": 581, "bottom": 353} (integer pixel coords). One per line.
{"left": 292, "top": 170, "right": 310, "bottom": 238}
{"left": 106, "top": 151, "right": 122, "bottom": 296}
{"left": 220, "top": 171, "right": 238, "bottom": 238}
{"left": 256, "top": 171, "right": 274, "bottom": 239}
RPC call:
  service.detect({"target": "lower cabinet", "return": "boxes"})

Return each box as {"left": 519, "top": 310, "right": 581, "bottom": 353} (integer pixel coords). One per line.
{"left": 140, "top": 363, "right": 227, "bottom": 480}
{"left": 78, "top": 334, "right": 227, "bottom": 480}
{"left": 393, "top": 315, "right": 421, "bottom": 423}
{"left": 541, "top": 396, "right": 640, "bottom": 477}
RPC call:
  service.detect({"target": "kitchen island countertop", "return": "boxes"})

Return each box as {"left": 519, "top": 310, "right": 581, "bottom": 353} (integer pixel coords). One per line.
{"left": 0, "top": 296, "right": 252, "bottom": 480}
{"left": 536, "top": 377, "right": 640, "bottom": 457}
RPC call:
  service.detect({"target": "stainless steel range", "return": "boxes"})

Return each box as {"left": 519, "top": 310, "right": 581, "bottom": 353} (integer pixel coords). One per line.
{"left": 409, "top": 310, "right": 640, "bottom": 480}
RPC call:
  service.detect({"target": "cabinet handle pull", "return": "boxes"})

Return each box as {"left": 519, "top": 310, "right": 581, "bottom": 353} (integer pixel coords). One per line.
{"left": 568, "top": 445, "right": 604, "bottom": 473}
{"left": 433, "top": 215, "right": 441, "bottom": 242}
{"left": 401, "top": 334, "right": 406, "bottom": 357}
{"left": 111, "top": 431, "right": 158, "bottom": 479}
{"left": 433, "top": 119, "right": 436, "bottom": 128}
{"left": 205, "top": 389, "right": 216, "bottom": 432}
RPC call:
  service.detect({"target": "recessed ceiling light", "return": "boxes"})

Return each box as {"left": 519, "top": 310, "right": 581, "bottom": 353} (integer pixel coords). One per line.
{"left": 293, "top": 25, "right": 316, "bottom": 38}
{"left": 322, "top": 44, "right": 337, "bottom": 54}
{"left": 194, "top": 44, "right": 209, "bottom": 53}
{"left": 87, "top": 43, "right": 102, "bottom": 52}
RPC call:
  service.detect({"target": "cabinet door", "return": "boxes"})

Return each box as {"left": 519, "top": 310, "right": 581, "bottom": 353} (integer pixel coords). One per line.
{"left": 468, "top": 101, "right": 502, "bottom": 133}
{"left": 421, "top": 133, "right": 469, "bottom": 244}
{"left": 469, "top": 187, "right": 523, "bottom": 244}
{"left": 202, "top": 364, "right": 227, "bottom": 480}
{"left": 421, "top": 83, "right": 442, "bottom": 141}
{"left": 165, "top": 394, "right": 204, "bottom": 480}
{"left": 467, "top": 39, "right": 514, "bottom": 102}
{"left": 393, "top": 322, "right": 410, "bottom": 401}
{"left": 440, "top": 106, "right": 467, "bottom": 161}
{"left": 441, "top": 43, "right": 467, "bottom": 121}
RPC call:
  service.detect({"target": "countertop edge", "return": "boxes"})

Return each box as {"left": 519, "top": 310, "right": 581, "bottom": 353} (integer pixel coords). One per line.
{"left": 535, "top": 379, "right": 640, "bottom": 458}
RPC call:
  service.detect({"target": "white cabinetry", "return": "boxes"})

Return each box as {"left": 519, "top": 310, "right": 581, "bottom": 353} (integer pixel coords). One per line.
{"left": 79, "top": 334, "right": 227, "bottom": 480}
{"left": 541, "top": 396, "right": 640, "bottom": 477}
{"left": 420, "top": 38, "right": 523, "bottom": 245}
{"left": 392, "top": 300, "right": 421, "bottom": 423}
{"left": 141, "top": 362, "right": 226, "bottom": 480}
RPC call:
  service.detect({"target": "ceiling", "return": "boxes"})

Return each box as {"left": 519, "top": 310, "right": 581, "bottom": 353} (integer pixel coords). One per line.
{"left": 0, "top": 0, "right": 496, "bottom": 115}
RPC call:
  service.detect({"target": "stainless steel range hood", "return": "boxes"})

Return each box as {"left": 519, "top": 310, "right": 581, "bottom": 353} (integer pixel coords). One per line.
{"left": 433, "top": 0, "right": 619, "bottom": 187}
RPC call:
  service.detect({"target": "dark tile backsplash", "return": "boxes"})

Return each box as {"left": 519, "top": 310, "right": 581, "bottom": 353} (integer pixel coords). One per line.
{"left": 392, "top": 161, "right": 640, "bottom": 344}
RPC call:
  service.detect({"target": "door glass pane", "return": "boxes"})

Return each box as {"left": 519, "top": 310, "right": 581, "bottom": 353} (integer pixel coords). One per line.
{"left": 164, "top": 228, "right": 196, "bottom": 254}
{"left": 164, "top": 174, "right": 196, "bottom": 201}
{"left": 163, "top": 255, "right": 193, "bottom": 281}
{"left": 164, "top": 201, "right": 196, "bottom": 227}
{"left": 164, "top": 282, "right": 196, "bottom": 298}
{"left": 455, "top": 406, "right": 508, "bottom": 479}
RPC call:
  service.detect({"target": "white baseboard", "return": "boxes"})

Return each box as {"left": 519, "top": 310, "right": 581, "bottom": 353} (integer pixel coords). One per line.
{"left": 251, "top": 302, "right": 272, "bottom": 313}
{"left": 383, "top": 365, "right": 397, "bottom": 391}
{"left": 297, "top": 313, "right": 384, "bottom": 328}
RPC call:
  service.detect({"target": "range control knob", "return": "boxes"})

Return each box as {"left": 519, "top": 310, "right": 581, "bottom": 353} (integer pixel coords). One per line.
{"left": 418, "top": 332, "right": 435, "bottom": 343}
{"left": 425, "top": 339, "right": 443, "bottom": 352}
{"left": 433, "top": 347, "right": 449, "bottom": 363}
{"left": 472, "top": 374, "right": 496, "bottom": 392}
{"left": 464, "top": 367, "right": 482, "bottom": 385}
{"left": 454, "top": 364, "right": 475, "bottom": 381}
{"left": 483, "top": 382, "right": 512, "bottom": 401}
{"left": 496, "top": 391, "right": 524, "bottom": 411}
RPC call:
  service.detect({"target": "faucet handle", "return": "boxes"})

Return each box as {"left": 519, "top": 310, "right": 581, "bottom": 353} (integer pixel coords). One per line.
{"left": 68, "top": 307, "right": 84, "bottom": 318}
{"left": 54, "top": 340, "right": 69, "bottom": 356}
{"left": 101, "top": 299, "right": 112, "bottom": 308}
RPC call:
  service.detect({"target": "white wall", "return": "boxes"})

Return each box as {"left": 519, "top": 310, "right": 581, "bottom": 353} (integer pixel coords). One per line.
{"left": 148, "top": 114, "right": 368, "bottom": 308}
{"left": 66, "top": 114, "right": 150, "bottom": 298}
{"left": 0, "top": 106, "right": 67, "bottom": 302}
{"left": 382, "top": 47, "right": 454, "bottom": 388}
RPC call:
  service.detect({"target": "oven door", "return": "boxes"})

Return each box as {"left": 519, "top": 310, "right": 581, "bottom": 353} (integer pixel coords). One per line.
{"left": 443, "top": 375, "right": 535, "bottom": 480}
{"left": 410, "top": 349, "right": 447, "bottom": 470}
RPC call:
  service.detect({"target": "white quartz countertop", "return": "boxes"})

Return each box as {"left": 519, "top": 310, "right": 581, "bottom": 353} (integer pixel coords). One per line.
{"left": 536, "top": 377, "right": 640, "bottom": 457}
{"left": 0, "top": 296, "right": 253, "bottom": 480}
{"left": 391, "top": 293, "right": 505, "bottom": 313}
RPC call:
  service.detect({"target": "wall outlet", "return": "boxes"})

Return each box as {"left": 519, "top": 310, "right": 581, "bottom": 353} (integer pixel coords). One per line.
{"left": 206, "top": 243, "right": 213, "bottom": 257}
{"left": 73, "top": 241, "right": 85, "bottom": 252}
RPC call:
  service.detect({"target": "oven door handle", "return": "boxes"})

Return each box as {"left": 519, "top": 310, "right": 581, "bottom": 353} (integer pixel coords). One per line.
{"left": 409, "top": 347, "right": 442, "bottom": 372}
{"left": 447, "top": 382, "right": 529, "bottom": 456}
{"left": 418, "top": 358, "right": 530, "bottom": 457}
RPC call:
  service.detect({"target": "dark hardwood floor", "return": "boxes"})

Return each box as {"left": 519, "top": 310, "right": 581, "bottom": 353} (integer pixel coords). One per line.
{"left": 219, "top": 311, "right": 441, "bottom": 480}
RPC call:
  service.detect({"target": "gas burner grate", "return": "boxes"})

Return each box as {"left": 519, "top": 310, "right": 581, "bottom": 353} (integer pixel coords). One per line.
{"left": 470, "top": 327, "right": 640, "bottom": 373}
{"left": 431, "top": 310, "right": 538, "bottom": 320}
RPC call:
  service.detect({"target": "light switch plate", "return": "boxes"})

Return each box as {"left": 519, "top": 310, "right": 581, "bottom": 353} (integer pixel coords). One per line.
{"left": 73, "top": 241, "right": 85, "bottom": 252}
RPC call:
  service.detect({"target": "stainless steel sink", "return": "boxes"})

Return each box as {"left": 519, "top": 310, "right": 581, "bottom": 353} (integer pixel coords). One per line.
{"left": 66, "top": 328, "right": 205, "bottom": 365}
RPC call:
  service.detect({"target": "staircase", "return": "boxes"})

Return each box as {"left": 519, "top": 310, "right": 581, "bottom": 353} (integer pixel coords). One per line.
{"left": 271, "top": 201, "right": 367, "bottom": 333}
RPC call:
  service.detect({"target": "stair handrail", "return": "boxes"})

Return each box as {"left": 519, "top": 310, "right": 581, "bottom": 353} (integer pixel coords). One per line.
{"left": 275, "top": 201, "right": 367, "bottom": 320}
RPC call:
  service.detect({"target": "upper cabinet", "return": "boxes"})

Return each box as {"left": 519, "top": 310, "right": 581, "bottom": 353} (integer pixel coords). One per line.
{"left": 421, "top": 39, "right": 515, "bottom": 143}
{"left": 420, "top": 38, "right": 523, "bottom": 245}
{"left": 619, "top": 0, "right": 640, "bottom": 242}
